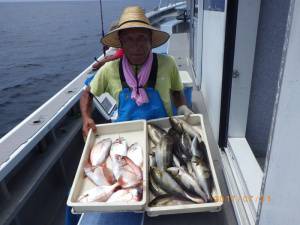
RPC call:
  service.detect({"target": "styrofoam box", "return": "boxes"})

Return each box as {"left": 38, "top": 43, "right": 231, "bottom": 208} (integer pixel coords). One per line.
{"left": 145, "top": 114, "right": 223, "bottom": 216}
{"left": 67, "top": 120, "right": 148, "bottom": 214}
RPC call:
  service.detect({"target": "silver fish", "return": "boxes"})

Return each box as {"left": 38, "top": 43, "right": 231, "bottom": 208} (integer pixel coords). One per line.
{"left": 172, "top": 155, "right": 190, "bottom": 174}
{"left": 106, "top": 189, "right": 130, "bottom": 203}
{"left": 168, "top": 128, "right": 191, "bottom": 166}
{"left": 155, "top": 135, "right": 173, "bottom": 170}
{"left": 170, "top": 117, "right": 203, "bottom": 143}
{"left": 177, "top": 118, "right": 203, "bottom": 143}
{"left": 169, "top": 117, "right": 184, "bottom": 134}
{"left": 186, "top": 161, "right": 194, "bottom": 176}
{"left": 191, "top": 156, "right": 212, "bottom": 201}
{"left": 123, "top": 156, "right": 143, "bottom": 181}
{"left": 179, "top": 131, "right": 193, "bottom": 159}
{"left": 147, "top": 124, "right": 167, "bottom": 145}
{"left": 150, "top": 146, "right": 157, "bottom": 153}
{"left": 149, "top": 173, "right": 167, "bottom": 196}
{"left": 150, "top": 167, "right": 204, "bottom": 203}
{"left": 150, "top": 167, "right": 183, "bottom": 195}
{"left": 107, "top": 187, "right": 142, "bottom": 203}
{"left": 167, "top": 127, "right": 181, "bottom": 139}
{"left": 167, "top": 167, "right": 208, "bottom": 202}
{"left": 112, "top": 156, "right": 143, "bottom": 189}
{"left": 149, "top": 194, "right": 194, "bottom": 207}
{"left": 173, "top": 142, "right": 189, "bottom": 164}
{"left": 131, "top": 186, "right": 143, "bottom": 201}
{"left": 118, "top": 170, "right": 141, "bottom": 188}
{"left": 111, "top": 156, "right": 125, "bottom": 179}
{"left": 90, "top": 138, "right": 112, "bottom": 166}
{"left": 127, "top": 143, "right": 143, "bottom": 167}
{"left": 191, "top": 136, "right": 206, "bottom": 159}
{"left": 172, "top": 154, "right": 181, "bottom": 168}
{"left": 78, "top": 182, "right": 119, "bottom": 203}
{"left": 110, "top": 137, "right": 128, "bottom": 158}
{"left": 149, "top": 152, "right": 157, "bottom": 167}
{"left": 84, "top": 163, "right": 114, "bottom": 186}
{"left": 104, "top": 156, "right": 114, "bottom": 174}
{"left": 168, "top": 128, "right": 188, "bottom": 164}
{"left": 167, "top": 128, "right": 189, "bottom": 164}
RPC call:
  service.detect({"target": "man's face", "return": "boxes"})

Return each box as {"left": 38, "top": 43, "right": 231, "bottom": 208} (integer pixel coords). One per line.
{"left": 119, "top": 28, "right": 152, "bottom": 65}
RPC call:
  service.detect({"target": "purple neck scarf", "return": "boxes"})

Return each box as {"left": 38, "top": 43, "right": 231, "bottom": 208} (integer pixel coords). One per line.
{"left": 122, "top": 53, "right": 153, "bottom": 106}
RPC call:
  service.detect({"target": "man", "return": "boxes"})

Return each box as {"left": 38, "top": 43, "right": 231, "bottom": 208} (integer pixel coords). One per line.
{"left": 76, "top": 6, "right": 194, "bottom": 225}
{"left": 80, "top": 6, "right": 192, "bottom": 137}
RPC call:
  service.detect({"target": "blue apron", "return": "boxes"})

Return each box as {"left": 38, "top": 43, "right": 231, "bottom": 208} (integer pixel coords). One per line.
{"left": 115, "top": 87, "right": 167, "bottom": 122}
{"left": 115, "top": 53, "right": 167, "bottom": 122}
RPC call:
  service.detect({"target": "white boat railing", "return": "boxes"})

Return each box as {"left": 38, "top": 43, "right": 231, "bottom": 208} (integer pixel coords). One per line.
{"left": 159, "top": 0, "right": 182, "bottom": 9}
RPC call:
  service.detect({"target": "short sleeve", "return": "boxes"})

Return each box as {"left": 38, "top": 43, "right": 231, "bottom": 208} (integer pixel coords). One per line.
{"left": 90, "top": 66, "right": 108, "bottom": 96}
{"left": 169, "top": 56, "right": 183, "bottom": 91}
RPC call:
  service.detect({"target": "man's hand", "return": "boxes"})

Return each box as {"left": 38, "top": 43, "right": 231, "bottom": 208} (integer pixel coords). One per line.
{"left": 92, "top": 60, "right": 105, "bottom": 70}
{"left": 171, "top": 91, "right": 194, "bottom": 117}
{"left": 82, "top": 117, "right": 97, "bottom": 137}
{"left": 177, "top": 105, "right": 193, "bottom": 118}
{"left": 80, "top": 87, "right": 96, "bottom": 137}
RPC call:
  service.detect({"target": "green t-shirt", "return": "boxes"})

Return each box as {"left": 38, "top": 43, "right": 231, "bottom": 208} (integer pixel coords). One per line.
{"left": 90, "top": 54, "right": 183, "bottom": 116}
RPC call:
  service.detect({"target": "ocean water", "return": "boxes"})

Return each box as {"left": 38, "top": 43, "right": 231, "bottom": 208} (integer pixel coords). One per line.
{"left": 0, "top": 0, "right": 161, "bottom": 138}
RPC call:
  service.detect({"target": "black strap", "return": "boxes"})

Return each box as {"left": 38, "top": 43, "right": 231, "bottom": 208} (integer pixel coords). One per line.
{"left": 119, "top": 57, "right": 128, "bottom": 88}
{"left": 148, "top": 53, "right": 158, "bottom": 88}
{"left": 119, "top": 53, "right": 158, "bottom": 89}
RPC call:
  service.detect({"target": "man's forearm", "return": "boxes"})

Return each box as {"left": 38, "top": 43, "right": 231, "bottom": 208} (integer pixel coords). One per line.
{"left": 171, "top": 90, "right": 186, "bottom": 107}
{"left": 92, "top": 55, "right": 119, "bottom": 70}
{"left": 172, "top": 90, "right": 194, "bottom": 116}
{"left": 80, "top": 88, "right": 93, "bottom": 120}
{"left": 104, "top": 54, "right": 119, "bottom": 62}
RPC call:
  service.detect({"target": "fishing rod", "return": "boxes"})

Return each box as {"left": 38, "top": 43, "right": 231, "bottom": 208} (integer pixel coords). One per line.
{"left": 98, "top": 0, "right": 106, "bottom": 57}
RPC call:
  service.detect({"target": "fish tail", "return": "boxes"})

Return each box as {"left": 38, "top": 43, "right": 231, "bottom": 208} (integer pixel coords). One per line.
{"left": 183, "top": 192, "right": 205, "bottom": 203}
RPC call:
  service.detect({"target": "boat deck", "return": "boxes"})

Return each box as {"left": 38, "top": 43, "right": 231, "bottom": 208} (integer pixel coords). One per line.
{"left": 78, "top": 33, "right": 238, "bottom": 225}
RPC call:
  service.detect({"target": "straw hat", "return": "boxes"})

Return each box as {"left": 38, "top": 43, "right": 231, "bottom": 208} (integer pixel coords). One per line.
{"left": 101, "top": 6, "right": 170, "bottom": 48}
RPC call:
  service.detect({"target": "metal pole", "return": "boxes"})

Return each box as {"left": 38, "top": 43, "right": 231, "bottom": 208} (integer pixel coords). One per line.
{"left": 98, "top": 0, "right": 106, "bottom": 56}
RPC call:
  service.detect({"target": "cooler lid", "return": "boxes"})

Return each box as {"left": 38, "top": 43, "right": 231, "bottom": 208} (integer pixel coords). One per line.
{"left": 179, "top": 70, "right": 193, "bottom": 87}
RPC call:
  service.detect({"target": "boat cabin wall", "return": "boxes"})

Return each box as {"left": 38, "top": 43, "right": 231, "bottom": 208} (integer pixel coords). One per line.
{"left": 186, "top": 0, "right": 228, "bottom": 142}
{"left": 245, "top": 0, "right": 292, "bottom": 157}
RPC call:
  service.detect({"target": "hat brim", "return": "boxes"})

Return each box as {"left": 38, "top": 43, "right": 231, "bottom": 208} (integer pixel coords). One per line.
{"left": 101, "top": 22, "right": 170, "bottom": 49}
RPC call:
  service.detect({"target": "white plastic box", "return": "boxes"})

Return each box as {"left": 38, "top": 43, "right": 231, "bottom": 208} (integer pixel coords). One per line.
{"left": 67, "top": 115, "right": 222, "bottom": 216}
{"left": 67, "top": 120, "right": 148, "bottom": 214}
{"left": 146, "top": 114, "right": 223, "bottom": 216}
